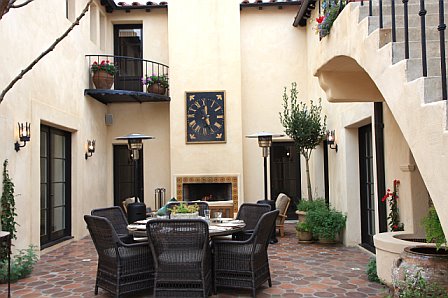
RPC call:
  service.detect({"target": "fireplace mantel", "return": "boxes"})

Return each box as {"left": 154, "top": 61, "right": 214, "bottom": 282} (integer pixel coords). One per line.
{"left": 175, "top": 175, "right": 239, "bottom": 215}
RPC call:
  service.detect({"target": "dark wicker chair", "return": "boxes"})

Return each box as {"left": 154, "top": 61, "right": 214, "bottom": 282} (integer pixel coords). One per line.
{"left": 212, "top": 209, "right": 279, "bottom": 297}
{"left": 232, "top": 203, "right": 271, "bottom": 240}
{"left": 84, "top": 215, "right": 154, "bottom": 298}
{"left": 146, "top": 219, "right": 212, "bottom": 297}
{"left": 165, "top": 201, "right": 210, "bottom": 217}
{"left": 91, "top": 206, "right": 133, "bottom": 243}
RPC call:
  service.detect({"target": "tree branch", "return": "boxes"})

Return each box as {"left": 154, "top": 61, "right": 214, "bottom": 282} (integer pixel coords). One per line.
{"left": 0, "top": 0, "right": 93, "bottom": 104}
{"left": 0, "top": 0, "right": 15, "bottom": 20}
{"left": 10, "top": 0, "right": 34, "bottom": 9}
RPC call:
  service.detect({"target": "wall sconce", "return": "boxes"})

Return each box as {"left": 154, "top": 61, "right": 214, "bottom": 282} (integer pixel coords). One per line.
{"left": 85, "top": 139, "right": 96, "bottom": 159}
{"left": 14, "top": 122, "right": 31, "bottom": 152}
{"left": 327, "top": 130, "right": 338, "bottom": 152}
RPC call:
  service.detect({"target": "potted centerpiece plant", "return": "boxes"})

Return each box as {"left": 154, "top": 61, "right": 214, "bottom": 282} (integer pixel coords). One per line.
{"left": 91, "top": 60, "right": 116, "bottom": 89}
{"left": 169, "top": 202, "right": 199, "bottom": 219}
{"left": 142, "top": 73, "right": 169, "bottom": 95}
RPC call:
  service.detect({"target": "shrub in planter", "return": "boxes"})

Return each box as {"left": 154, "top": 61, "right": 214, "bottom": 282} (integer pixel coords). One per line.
{"left": 296, "top": 198, "right": 327, "bottom": 212}
{"left": 307, "top": 206, "right": 346, "bottom": 242}
{"left": 422, "top": 207, "right": 447, "bottom": 251}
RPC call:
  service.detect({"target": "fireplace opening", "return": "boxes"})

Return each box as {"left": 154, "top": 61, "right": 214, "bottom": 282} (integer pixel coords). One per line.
{"left": 183, "top": 183, "right": 232, "bottom": 202}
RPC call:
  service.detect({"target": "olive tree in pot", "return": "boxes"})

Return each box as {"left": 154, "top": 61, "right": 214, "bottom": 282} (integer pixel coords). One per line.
{"left": 280, "top": 82, "right": 327, "bottom": 201}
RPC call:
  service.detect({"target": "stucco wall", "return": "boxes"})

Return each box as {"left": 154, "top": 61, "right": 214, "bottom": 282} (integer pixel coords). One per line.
{"left": 240, "top": 6, "right": 307, "bottom": 202}
{"left": 167, "top": 0, "right": 244, "bottom": 201}
{"left": 0, "top": 0, "right": 110, "bottom": 249}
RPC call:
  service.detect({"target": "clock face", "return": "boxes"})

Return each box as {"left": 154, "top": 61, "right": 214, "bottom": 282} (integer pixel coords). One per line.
{"left": 186, "top": 91, "right": 225, "bottom": 143}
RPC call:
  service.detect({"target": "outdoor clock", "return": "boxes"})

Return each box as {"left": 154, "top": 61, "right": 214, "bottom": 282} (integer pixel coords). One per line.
{"left": 186, "top": 91, "right": 226, "bottom": 143}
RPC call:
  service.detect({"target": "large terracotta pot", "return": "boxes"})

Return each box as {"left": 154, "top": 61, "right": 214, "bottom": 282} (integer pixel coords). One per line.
{"left": 92, "top": 70, "right": 114, "bottom": 89}
{"left": 393, "top": 246, "right": 448, "bottom": 293}
{"left": 147, "top": 83, "right": 166, "bottom": 95}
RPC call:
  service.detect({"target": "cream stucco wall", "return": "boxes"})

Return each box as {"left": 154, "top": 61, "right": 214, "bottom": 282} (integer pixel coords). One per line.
{"left": 0, "top": 0, "right": 111, "bottom": 250}
{"left": 167, "top": 0, "right": 244, "bottom": 202}
{"left": 240, "top": 6, "right": 307, "bottom": 202}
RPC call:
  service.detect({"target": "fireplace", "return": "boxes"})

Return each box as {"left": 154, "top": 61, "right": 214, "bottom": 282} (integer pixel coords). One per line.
{"left": 183, "top": 183, "right": 232, "bottom": 202}
{"left": 176, "top": 175, "right": 239, "bottom": 215}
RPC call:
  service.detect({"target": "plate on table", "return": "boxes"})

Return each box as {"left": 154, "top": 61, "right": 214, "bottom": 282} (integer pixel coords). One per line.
{"left": 134, "top": 218, "right": 152, "bottom": 225}
{"left": 216, "top": 221, "right": 245, "bottom": 227}
{"left": 127, "top": 224, "right": 146, "bottom": 231}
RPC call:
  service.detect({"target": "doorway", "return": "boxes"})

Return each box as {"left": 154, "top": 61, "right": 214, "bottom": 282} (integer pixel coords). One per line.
{"left": 359, "top": 124, "right": 375, "bottom": 252}
{"left": 270, "top": 142, "right": 301, "bottom": 218}
{"left": 113, "top": 145, "right": 144, "bottom": 207}
{"left": 40, "top": 125, "right": 72, "bottom": 249}
{"left": 113, "top": 24, "right": 143, "bottom": 91}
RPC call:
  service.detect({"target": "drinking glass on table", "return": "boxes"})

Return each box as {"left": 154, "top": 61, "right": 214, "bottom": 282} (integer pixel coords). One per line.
{"left": 204, "top": 210, "right": 211, "bottom": 224}
{"left": 214, "top": 211, "right": 222, "bottom": 223}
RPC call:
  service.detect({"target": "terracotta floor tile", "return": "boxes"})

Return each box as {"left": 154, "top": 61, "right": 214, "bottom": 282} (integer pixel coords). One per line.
{"left": 0, "top": 222, "right": 388, "bottom": 297}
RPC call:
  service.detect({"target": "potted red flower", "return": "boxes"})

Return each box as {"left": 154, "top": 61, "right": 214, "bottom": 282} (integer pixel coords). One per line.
{"left": 90, "top": 60, "right": 116, "bottom": 89}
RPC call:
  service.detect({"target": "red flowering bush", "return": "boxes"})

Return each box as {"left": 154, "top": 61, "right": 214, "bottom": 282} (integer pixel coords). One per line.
{"left": 91, "top": 60, "right": 116, "bottom": 76}
{"left": 382, "top": 179, "right": 404, "bottom": 231}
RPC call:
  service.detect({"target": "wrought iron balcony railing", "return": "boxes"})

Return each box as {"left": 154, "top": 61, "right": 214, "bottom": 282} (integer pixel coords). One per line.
{"left": 85, "top": 54, "right": 170, "bottom": 104}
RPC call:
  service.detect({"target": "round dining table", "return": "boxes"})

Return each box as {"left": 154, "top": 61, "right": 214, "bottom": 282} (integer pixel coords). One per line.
{"left": 127, "top": 217, "right": 245, "bottom": 239}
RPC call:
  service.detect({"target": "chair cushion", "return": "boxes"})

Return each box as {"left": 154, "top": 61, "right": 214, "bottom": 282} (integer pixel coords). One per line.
{"left": 156, "top": 197, "right": 177, "bottom": 216}
{"left": 275, "top": 193, "right": 289, "bottom": 214}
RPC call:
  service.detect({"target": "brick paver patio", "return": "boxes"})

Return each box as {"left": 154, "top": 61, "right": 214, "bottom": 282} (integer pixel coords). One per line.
{"left": 0, "top": 222, "right": 390, "bottom": 297}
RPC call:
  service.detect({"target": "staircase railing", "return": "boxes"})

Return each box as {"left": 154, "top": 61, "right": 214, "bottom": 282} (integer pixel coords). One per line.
{"left": 353, "top": 0, "right": 447, "bottom": 100}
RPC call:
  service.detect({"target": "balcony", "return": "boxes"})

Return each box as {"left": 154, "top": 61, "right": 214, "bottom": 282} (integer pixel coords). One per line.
{"left": 84, "top": 55, "right": 170, "bottom": 104}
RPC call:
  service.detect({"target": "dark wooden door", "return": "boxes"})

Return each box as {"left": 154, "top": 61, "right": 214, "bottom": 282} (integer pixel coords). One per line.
{"left": 114, "top": 24, "right": 143, "bottom": 91}
{"left": 40, "top": 125, "right": 71, "bottom": 249}
{"left": 359, "top": 124, "right": 376, "bottom": 252}
{"left": 270, "top": 142, "right": 301, "bottom": 218}
{"left": 113, "top": 145, "right": 144, "bottom": 207}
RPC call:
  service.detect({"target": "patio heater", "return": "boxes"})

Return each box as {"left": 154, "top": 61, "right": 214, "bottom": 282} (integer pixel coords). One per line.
{"left": 116, "top": 133, "right": 154, "bottom": 222}
{"left": 246, "top": 131, "right": 284, "bottom": 200}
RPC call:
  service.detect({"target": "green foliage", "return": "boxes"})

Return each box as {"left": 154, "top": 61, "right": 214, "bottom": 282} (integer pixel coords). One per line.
{"left": 295, "top": 221, "right": 311, "bottom": 232}
{"left": 394, "top": 269, "right": 448, "bottom": 298}
{"left": 366, "top": 257, "right": 381, "bottom": 283}
{"left": 319, "top": 3, "right": 342, "bottom": 37}
{"left": 296, "top": 198, "right": 327, "bottom": 212}
{"left": 169, "top": 203, "right": 199, "bottom": 214}
{"left": 1, "top": 160, "right": 17, "bottom": 242}
{"left": 280, "top": 82, "right": 327, "bottom": 200}
{"left": 307, "top": 205, "right": 346, "bottom": 241}
{"left": 422, "top": 207, "right": 447, "bottom": 251}
{"left": 142, "top": 74, "right": 169, "bottom": 88}
{"left": 0, "top": 245, "right": 38, "bottom": 283}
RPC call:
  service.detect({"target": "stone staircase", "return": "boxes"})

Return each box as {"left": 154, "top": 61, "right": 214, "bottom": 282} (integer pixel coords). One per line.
{"left": 359, "top": 0, "right": 447, "bottom": 102}
{"left": 313, "top": 0, "right": 448, "bottom": 233}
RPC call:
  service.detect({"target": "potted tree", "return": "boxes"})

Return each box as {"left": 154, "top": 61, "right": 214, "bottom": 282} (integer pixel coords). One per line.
{"left": 280, "top": 82, "right": 327, "bottom": 201}
{"left": 91, "top": 60, "right": 116, "bottom": 89}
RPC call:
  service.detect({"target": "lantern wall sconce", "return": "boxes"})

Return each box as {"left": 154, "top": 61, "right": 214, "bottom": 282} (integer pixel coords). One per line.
{"left": 327, "top": 130, "right": 338, "bottom": 152}
{"left": 85, "top": 139, "right": 96, "bottom": 159}
{"left": 14, "top": 122, "right": 31, "bottom": 152}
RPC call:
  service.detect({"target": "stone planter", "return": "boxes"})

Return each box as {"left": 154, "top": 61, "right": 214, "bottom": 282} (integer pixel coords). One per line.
{"left": 170, "top": 212, "right": 199, "bottom": 219}
{"left": 297, "top": 230, "right": 313, "bottom": 243}
{"left": 295, "top": 210, "right": 307, "bottom": 223}
{"left": 393, "top": 245, "right": 448, "bottom": 293}
{"left": 92, "top": 70, "right": 114, "bottom": 89}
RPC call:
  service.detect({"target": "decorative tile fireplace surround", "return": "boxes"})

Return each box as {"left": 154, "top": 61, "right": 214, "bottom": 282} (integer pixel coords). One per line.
{"left": 175, "top": 175, "right": 239, "bottom": 215}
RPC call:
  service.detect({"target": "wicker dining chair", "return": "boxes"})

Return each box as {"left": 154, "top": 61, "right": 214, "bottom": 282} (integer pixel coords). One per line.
{"left": 275, "top": 193, "right": 291, "bottom": 237}
{"left": 84, "top": 215, "right": 154, "bottom": 298}
{"left": 146, "top": 218, "right": 212, "bottom": 297}
{"left": 165, "top": 201, "right": 210, "bottom": 217}
{"left": 232, "top": 203, "right": 271, "bottom": 240}
{"left": 91, "top": 206, "right": 133, "bottom": 242}
{"left": 212, "top": 209, "right": 279, "bottom": 297}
